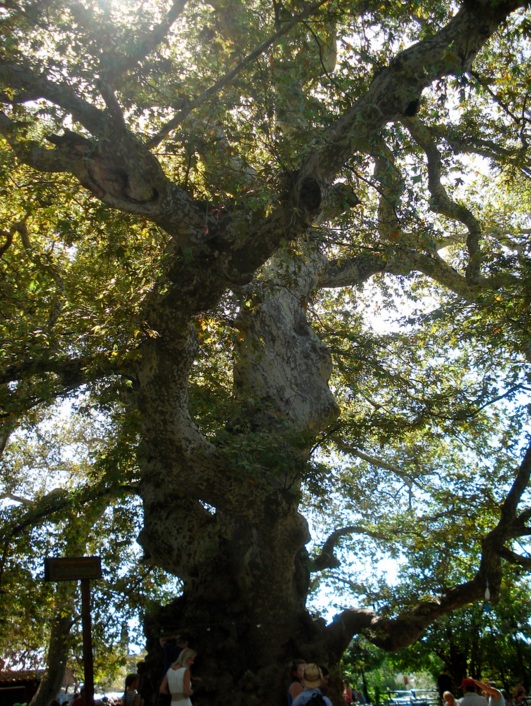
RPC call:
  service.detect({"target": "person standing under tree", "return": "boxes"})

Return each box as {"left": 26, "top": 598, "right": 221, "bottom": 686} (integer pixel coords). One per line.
{"left": 123, "top": 674, "right": 141, "bottom": 706}
{"left": 288, "top": 659, "right": 308, "bottom": 706}
{"left": 159, "top": 648, "right": 197, "bottom": 706}
{"left": 292, "top": 664, "right": 333, "bottom": 706}
{"left": 459, "top": 678, "right": 487, "bottom": 706}
{"left": 473, "top": 680, "right": 505, "bottom": 706}
{"left": 343, "top": 680, "right": 353, "bottom": 704}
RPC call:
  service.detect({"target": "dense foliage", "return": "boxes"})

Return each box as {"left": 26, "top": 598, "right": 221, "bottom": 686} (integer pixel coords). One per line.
{"left": 1, "top": 1, "right": 531, "bottom": 705}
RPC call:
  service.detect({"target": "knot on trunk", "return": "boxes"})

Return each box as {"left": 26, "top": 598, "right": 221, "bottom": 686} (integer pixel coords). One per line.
{"left": 295, "top": 175, "right": 322, "bottom": 225}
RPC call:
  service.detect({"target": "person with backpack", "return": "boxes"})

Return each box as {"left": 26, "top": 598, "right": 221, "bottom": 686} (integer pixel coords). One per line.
{"left": 292, "top": 664, "right": 333, "bottom": 706}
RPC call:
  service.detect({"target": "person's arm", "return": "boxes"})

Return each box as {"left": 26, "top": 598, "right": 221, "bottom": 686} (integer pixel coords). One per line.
{"left": 473, "top": 682, "right": 502, "bottom": 702}
{"left": 290, "top": 683, "right": 304, "bottom": 700}
{"left": 159, "top": 676, "right": 169, "bottom": 695}
{"left": 183, "top": 669, "right": 193, "bottom": 698}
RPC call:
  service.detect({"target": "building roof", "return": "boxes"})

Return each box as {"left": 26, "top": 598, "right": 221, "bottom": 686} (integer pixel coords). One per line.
{"left": 0, "top": 671, "right": 44, "bottom": 684}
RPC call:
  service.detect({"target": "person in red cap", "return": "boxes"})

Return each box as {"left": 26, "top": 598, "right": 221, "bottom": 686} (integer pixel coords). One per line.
{"left": 459, "top": 678, "right": 487, "bottom": 706}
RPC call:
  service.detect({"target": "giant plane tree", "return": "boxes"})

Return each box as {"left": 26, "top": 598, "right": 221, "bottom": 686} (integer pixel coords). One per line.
{"left": 1, "top": 0, "right": 531, "bottom": 704}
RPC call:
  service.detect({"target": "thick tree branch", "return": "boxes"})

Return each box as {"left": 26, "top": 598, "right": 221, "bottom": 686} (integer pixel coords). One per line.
{"left": 320, "top": 243, "right": 517, "bottom": 299}
{"left": 0, "top": 353, "right": 126, "bottom": 388}
{"left": 319, "top": 251, "right": 387, "bottom": 288}
{"left": 403, "top": 117, "right": 483, "bottom": 283}
{"left": 371, "top": 137, "right": 403, "bottom": 242}
{"left": 516, "top": 506, "right": 531, "bottom": 524}
{"left": 390, "top": 247, "right": 516, "bottom": 299}
{"left": 297, "top": 0, "right": 527, "bottom": 188}
{"left": 0, "top": 62, "right": 106, "bottom": 135}
{"left": 2, "top": 482, "right": 138, "bottom": 542}
{"left": 324, "top": 439, "right": 531, "bottom": 653}
{"left": 0, "top": 110, "right": 206, "bottom": 239}
{"left": 497, "top": 546, "right": 531, "bottom": 568}
{"left": 433, "top": 127, "right": 531, "bottom": 176}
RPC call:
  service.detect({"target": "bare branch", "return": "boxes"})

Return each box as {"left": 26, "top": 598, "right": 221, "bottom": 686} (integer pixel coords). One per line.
{"left": 0, "top": 492, "right": 32, "bottom": 505}
{"left": 350, "top": 448, "right": 423, "bottom": 490}
{"left": 470, "top": 69, "right": 528, "bottom": 149}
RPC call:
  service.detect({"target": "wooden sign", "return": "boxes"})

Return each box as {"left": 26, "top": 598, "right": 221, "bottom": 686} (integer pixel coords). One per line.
{"left": 44, "top": 556, "right": 102, "bottom": 582}
{"left": 43, "top": 556, "right": 102, "bottom": 706}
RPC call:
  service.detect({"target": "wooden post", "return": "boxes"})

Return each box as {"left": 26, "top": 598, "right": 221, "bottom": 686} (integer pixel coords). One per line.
{"left": 81, "top": 578, "right": 95, "bottom": 706}
{"left": 44, "top": 557, "right": 102, "bottom": 706}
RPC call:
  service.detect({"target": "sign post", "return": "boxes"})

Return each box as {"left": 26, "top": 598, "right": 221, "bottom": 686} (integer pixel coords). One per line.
{"left": 44, "top": 556, "right": 102, "bottom": 706}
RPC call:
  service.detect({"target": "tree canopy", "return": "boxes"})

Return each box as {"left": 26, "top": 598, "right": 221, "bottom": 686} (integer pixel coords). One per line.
{"left": 1, "top": 0, "right": 531, "bottom": 705}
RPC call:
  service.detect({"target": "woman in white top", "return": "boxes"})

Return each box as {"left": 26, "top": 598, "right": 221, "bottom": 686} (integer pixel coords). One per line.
{"left": 160, "top": 648, "right": 197, "bottom": 706}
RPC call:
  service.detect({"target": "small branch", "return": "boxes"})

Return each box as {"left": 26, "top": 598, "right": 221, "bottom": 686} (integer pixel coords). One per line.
{"left": 0, "top": 218, "right": 32, "bottom": 257}
{"left": 0, "top": 229, "right": 13, "bottom": 257}
{"left": 0, "top": 492, "right": 32, "bottom": 505}
{"left": 109, "top": 0, "right": 189, "bottom": 78}
{"left": 350, "top": 448, "right": 423, "bottom": 490}
{"left": 310, "top": 524, "right": 389, "bottom": 572}
{"left": 497, "top": 546, "right": 531, "bottom": 569}
{"left": 469, "top": 70, "right": 524, "bottom": 127}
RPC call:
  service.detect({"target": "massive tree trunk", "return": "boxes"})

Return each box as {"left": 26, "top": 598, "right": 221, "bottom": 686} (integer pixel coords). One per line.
{"left": 1, "top": 0, "right": 530, "bottom": 704}
{"left": 135, "top": 248, "right": 340, "bottom": 705}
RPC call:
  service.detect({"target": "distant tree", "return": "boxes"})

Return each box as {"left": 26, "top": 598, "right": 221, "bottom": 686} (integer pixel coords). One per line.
{"left": 0, "top": 410, "right": 176, "bottom": 697}
{"left": 1, "top": 1, "right": 531, "bottom": 705}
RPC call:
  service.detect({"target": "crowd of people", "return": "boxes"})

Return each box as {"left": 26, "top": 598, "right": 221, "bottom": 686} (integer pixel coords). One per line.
{"left": 52, "top": 649, "right": 530, "bottom": 706}
{"left": 287, "top": 664, "right": 531, "bottom": 706}
{"left": 440, "top": 674, "right": 529, "bottom": 706}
